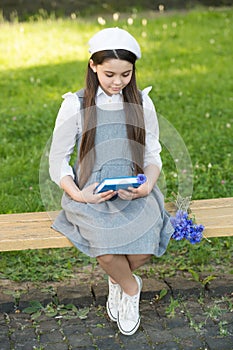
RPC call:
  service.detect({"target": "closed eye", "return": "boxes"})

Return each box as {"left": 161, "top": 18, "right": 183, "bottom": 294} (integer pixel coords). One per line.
{"left": 104, "top": 70, "right": 132, "bottom": 78}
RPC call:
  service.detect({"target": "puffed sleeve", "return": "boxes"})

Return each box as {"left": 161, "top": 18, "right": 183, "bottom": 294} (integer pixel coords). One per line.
{"left": 49, "top": 92, "right": 82, "bottom": 186}
{"left": 142, "top": 87, "right": 162, "bottom": 170}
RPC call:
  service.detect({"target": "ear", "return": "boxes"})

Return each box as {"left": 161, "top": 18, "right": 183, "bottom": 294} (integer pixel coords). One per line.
{"left": 89, "top": 59, "right": 97, "bottom": 73}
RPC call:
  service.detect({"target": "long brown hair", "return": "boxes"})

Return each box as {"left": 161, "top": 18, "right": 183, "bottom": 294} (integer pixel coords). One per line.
{"left": 78, "top": 49, "right": 145, "bottom": 188}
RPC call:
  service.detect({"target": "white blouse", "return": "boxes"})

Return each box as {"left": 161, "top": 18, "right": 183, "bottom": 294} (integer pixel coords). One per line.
{"left": 49, "top": 86, "right": 162, "bottom": 186}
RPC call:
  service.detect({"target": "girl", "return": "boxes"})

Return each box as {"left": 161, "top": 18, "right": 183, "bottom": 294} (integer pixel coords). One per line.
{"left": 49, "top": 27, "right": 174, "bottom": 336}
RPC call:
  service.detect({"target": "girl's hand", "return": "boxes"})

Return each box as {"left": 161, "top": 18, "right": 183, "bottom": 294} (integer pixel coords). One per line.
{"left": 118, "top": 165, "right": 160, "bottom": 201}
{"left": 117, "top": 181, "right": 151, "bottom": 201}
{"left": 77, "top": 183, "right": 117, "bottom": 204}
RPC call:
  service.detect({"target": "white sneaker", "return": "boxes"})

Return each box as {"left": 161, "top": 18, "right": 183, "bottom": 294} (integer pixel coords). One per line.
{"left": 117, "top": 274, "right": 142, "bottom": 335}
{"left": 106, "top": 278, "right": 122, "bottom": 322}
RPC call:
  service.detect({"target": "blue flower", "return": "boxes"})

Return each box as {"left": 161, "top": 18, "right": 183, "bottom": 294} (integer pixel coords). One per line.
{"left": 137, "top": 174, "right": 147, "bottom": 185}
{"left": 170, "top": 210, "right": 204, "bottom": 244}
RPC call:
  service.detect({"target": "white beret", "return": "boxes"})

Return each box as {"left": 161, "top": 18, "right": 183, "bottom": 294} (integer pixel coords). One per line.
{"left": 88, "top": 27, "right": 141, "bottom": 59}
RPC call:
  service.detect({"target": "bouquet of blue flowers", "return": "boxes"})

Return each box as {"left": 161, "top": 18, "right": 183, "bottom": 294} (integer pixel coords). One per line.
{"left": 170, "top": 194, "right": 204, "bottom": 244}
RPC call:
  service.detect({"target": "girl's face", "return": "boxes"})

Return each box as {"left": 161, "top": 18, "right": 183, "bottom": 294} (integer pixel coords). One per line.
{"left": 90, "top": 58, "right": 133, "bottom": 96}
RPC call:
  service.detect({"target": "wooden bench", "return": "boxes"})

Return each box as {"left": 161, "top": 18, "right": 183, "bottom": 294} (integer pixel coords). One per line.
{"left": 0, "top": 197, "right": 232, "bottom": 251}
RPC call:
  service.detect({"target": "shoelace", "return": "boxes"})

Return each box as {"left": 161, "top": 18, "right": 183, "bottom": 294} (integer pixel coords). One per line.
{"left": 119, "top": 294, "right": 138, "bottom": 322}
{"left": 109, "top": 283, "right": 121, "bottom": 306}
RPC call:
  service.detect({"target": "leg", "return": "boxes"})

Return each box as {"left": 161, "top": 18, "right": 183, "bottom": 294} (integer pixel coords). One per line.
{"left": 97, "top": 253, "right": 152, "bottom": 294}
{"left": 97, "top": 254, "right": 147, "bottom": 335}
{"left": 126, "top": 254, "right": 152, "bottom": 271}
{"left": 97, "top": 254, "right": 137, "bottom": 324}
{"left": 97, "top": 254, "right": 138, "bottom": 295}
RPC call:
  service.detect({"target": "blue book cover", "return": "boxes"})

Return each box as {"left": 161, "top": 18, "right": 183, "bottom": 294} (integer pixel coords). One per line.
{"left": 93, "top": 174, "right": 147, "bottom": 194}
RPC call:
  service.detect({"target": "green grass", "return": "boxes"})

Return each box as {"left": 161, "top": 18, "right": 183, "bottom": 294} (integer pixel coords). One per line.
{"left": 0, "top": 8, "right": 232, "bottom": 281}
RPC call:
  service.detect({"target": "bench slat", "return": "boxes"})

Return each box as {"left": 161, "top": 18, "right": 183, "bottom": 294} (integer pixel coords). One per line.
{"left": 190, "top": 197, "right": 233, "bottom": 209}
{"left": 0, "top": 211, "right": 58, "bottom": 223}
{"left": 0, "top": 198, "right": 232, "bottom": 251}
{"left": 165, "top": 197, "right": 233, "bottom": 239}
{"left": 0, "top": 231, "right": 73, "bottom": 251}
{"left": 0, "top": 211, "right": 73, "bottom": 251}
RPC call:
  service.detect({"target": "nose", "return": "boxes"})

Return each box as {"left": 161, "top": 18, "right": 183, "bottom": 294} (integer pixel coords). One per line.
{"left": 113, "top": 76, "right": 122, "bottom": 85}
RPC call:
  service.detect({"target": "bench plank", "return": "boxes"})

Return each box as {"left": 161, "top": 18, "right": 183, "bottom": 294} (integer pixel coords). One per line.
{"left": 0, "top": 211, "right": 73, "bottom": 251}
{"left": 0, "top": 197, "right": 232, "bottom": 251}
{"left": 165, "top": 197, "right": 233, "bottom": 239}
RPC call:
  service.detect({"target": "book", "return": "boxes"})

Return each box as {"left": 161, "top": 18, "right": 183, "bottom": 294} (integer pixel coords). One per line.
{"left": 93, "top": 174, "right": 147, "bottom": 194}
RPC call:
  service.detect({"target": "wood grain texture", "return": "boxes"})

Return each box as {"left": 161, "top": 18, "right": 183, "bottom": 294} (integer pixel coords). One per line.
{"left": 0, "top": 197, "right": 232, "bottom": 251}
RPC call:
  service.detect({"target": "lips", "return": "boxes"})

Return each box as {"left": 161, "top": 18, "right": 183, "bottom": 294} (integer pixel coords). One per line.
{"left": 111, "top": 87, "right": 122, "bottom": 92}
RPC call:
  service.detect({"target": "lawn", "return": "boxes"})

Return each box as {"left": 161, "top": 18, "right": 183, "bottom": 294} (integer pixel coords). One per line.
{"left": 0, "top": 7, "right": 232, "bottom": 281}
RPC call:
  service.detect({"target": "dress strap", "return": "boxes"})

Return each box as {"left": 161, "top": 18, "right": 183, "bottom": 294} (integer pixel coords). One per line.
{"left": 75, "top": 88, "right": 85, "bottom": 109}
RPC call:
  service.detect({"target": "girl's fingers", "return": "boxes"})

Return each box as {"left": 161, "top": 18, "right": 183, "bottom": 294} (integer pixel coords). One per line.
{"left": 118, "top": 189, "right": 135, "bottom": 200}
{"left": 98, "top": 190, "right": 117, "bottom": 202}
{"left": 100, "top": 190, "right": 114, "bottom": 198}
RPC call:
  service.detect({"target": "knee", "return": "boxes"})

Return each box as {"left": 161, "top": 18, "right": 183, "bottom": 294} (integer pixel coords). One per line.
{"left": 141, "top": 254, "right": 152, "bottom": 263}
{"left": 128, "top": 254, "right": 152, "bottom": 271}
{"left": 139, "top": 254, "right": 152, "bottom": 266}
{"left": 96, "top": 254, "right": 115, "bottom": 265}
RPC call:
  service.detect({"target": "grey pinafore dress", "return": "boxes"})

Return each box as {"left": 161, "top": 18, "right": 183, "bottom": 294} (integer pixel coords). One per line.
{"left": 52, "top": 90, "right": 174, "bottom": 257}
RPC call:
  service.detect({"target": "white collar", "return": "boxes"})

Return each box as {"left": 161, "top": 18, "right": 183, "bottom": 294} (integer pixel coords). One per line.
{"left": 96, "top": 86, "right": 123, "bottom": 98}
